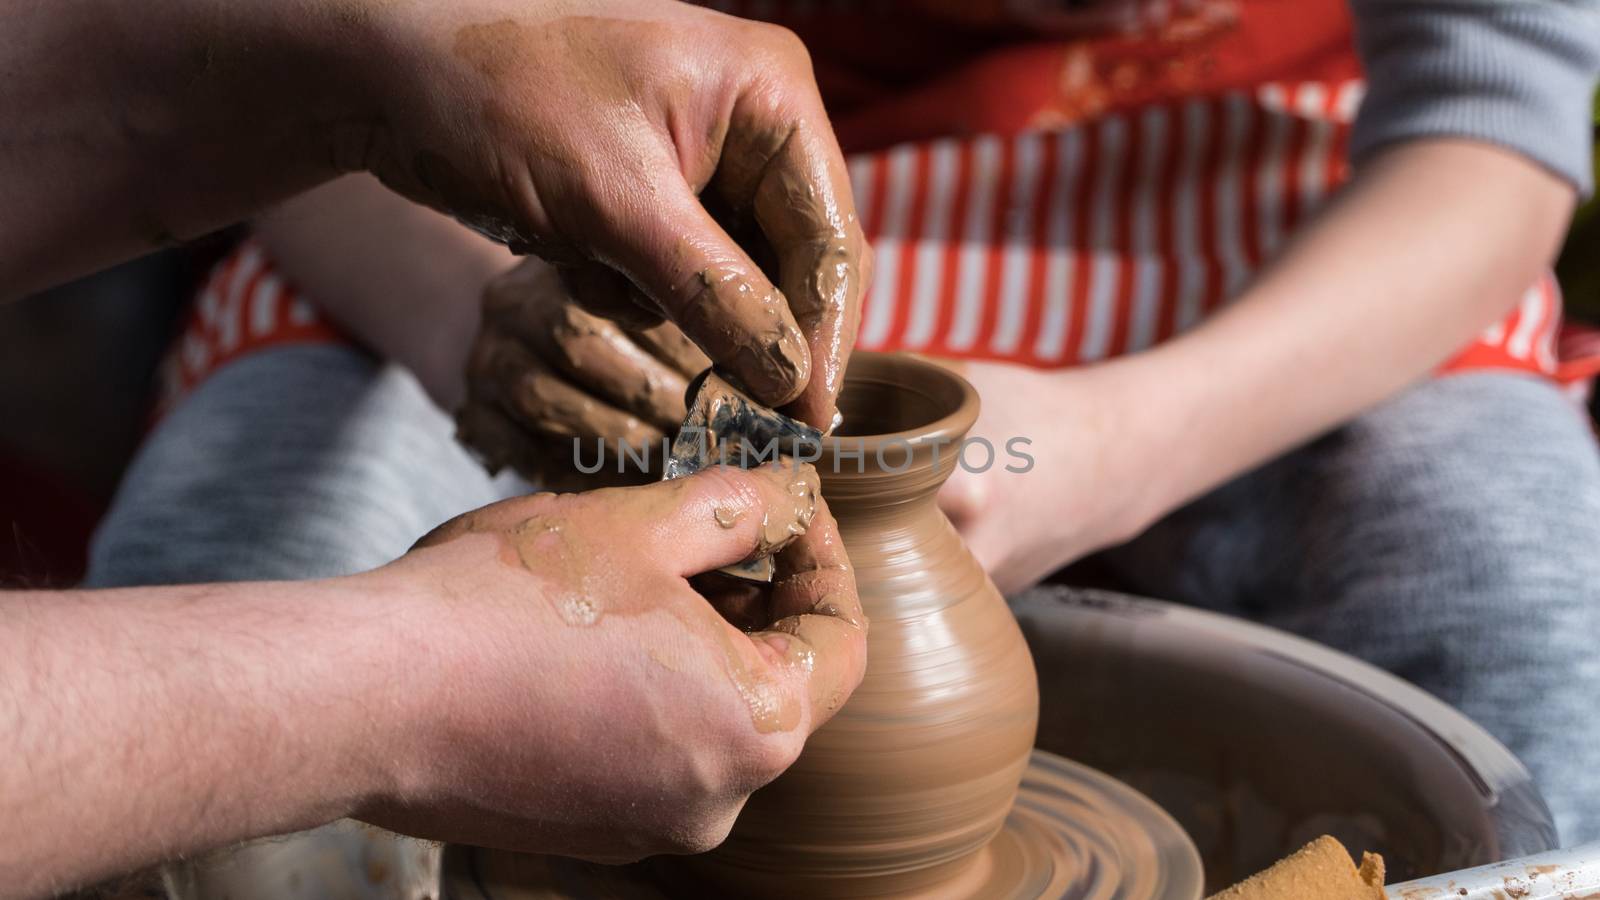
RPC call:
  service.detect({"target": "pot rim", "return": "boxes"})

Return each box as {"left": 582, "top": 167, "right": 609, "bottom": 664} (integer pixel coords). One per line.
{"left": 823, "top": 351, "right": 979, "bottom": 453}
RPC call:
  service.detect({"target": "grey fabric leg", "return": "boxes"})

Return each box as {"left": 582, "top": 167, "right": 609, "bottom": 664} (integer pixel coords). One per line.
{"left": 1099, "top": 371, "right": 1600, "bottom": 843}
{"left": 86, "top": 343, "right": 517, "bottom": 587}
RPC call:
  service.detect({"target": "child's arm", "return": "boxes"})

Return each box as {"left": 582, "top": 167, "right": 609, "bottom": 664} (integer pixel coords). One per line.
{"left": 949, "top": 1, "right": 1600, "bottom": 591}
{"left": 253, "top": 176, "right": 513, "bottom": 410}
{"left": 948, "top": 139, "right": 1576, "bottom": 592}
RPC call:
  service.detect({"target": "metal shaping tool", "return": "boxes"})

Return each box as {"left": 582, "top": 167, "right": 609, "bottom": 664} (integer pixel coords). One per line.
{"left": 664, "top": 370, "right": 824, "bottom": 582}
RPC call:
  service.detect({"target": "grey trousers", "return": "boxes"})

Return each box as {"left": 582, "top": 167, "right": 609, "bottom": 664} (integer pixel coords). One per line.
{"left": 86, "top": 345, "right": 1600, "bottom": 843}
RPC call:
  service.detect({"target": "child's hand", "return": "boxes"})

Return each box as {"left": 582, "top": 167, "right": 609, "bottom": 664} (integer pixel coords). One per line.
{"left": 456, "top": 258, "right": 710, "bottom": 489}
{"left": 938, "top": 360, "right": 1154, "bottom": 594}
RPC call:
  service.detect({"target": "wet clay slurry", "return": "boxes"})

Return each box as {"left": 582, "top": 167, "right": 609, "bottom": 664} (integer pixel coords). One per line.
{"left": 441, "top": 353, "right": 1201, "bottom": 900}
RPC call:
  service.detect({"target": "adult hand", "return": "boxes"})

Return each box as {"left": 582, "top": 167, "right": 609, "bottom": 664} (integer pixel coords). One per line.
{"left": 363, "top": 0, "right": 867, "bottom": 428}
{"left": 938, "top": 360, "right": 1154, "bottom": 594}
{"left": 360, "top": 463, "right": 866, "bottom": 861}
{"left": 456, "top": 258, "right": 710, "bottom": 489}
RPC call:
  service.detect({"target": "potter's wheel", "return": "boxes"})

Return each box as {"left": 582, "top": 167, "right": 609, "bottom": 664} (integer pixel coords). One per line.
{"left": 443, "top": 751, "right": 1204, "bottom": 900}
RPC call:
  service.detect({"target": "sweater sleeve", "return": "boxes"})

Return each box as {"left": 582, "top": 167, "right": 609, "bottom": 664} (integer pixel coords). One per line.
{"left": 1349, "top": 0, "right": 1600, "bottom": 194}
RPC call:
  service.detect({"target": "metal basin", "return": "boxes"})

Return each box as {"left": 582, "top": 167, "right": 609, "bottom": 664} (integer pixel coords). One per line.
{"left": 1012, "top": 587, "right": 1558, "bottom": 893}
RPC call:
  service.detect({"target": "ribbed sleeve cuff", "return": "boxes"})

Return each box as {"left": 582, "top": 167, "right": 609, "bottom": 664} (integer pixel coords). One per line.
{"left": 1350, "top": 0, "right": 1600, "bottom": 195}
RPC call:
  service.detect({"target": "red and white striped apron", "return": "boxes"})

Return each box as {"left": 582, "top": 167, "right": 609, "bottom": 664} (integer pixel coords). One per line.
{"left": 162, "top": 0, "right": 1598, "bottom": 409}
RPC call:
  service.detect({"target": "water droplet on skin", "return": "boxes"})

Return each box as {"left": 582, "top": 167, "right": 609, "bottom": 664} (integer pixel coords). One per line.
{"left": 791, "top": 645, "right": 816, "bottom": 674}
{"left": 557, "top": 594, "right": 600, "bottom": 626}
{"left": 733, "top": 672, "right": 791, "bottom": 733}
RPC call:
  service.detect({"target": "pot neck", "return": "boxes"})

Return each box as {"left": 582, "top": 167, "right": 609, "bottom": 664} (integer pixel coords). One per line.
{"left": 816, "top": 435, "right": 965, "bottom": 513}
{"left": 815, "top": 352, "right": 980, "bottom": 514}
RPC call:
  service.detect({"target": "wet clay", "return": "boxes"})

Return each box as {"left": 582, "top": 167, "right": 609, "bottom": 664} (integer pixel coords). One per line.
{"left": 712, "top": 118, "right": 867, "bottom": 429}
{"left": 468, "top": 329, "right": 663, "bottom": 451}
{"left": 747, "top": 464, "right": 816, "bottom": 556}
{"left": 675, "top": 265, "right": 809, "bottom": 407}
{"left": 1207, "top": 836, "right": 1386, "bottom": 900}
{"left": 629, "top": 322, "right": 712, "bottom": 379}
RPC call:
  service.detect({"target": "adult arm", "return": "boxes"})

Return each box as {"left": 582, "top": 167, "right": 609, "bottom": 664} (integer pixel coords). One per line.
{"left": 0, "top": 0, "right": 866, "bottom": 427}
{"left": 0, "top": 0, "right": 368, "bottom": 298}
{"left": 0, "top": 466, "right": 865, "bottom": 897}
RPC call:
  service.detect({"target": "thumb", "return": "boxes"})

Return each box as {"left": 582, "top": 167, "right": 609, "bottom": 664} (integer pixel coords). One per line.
{"left": 620, "top": 462, "right": 824, "bottom": 578}
{"left": 753, "top": 500, "right": 866, "bottom": 733}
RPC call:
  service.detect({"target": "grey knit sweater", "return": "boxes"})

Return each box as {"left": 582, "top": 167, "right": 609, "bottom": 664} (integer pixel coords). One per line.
{"left": 1351, "top": 0, "right": 1600, "bottom": 193}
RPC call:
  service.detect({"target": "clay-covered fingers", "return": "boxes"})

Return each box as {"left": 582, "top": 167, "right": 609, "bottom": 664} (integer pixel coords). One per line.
{"left": 458, "top": 328, "right": 664, "bottom": 486}
{"left": 593, "top": 172, "right": 814, "bottom": 415}
{"left": 628, "top": 321, "right": 712, "bottom": 378}
{"left": 484, "top": 262, "right": 691, "bottom": 429}
{"left": 736, "top": 120, "right": 867, "bottom": 430}
{"left": 612, "top": 462, "right": 824, "bottom": 578}
{"left": 469, "top": 331, "right": 663, "bottom": 446}
{"left": 758, "top": 504, "right": 866, "bottom": 731}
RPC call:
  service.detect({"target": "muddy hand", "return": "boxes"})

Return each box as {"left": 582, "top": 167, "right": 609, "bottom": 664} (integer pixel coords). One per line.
{"left": 359, "top": 463, "right": 865, "bottom": 862}
{"left": 362, "top": 0, "right": 867, "bottom": 429}
{"left": 457, "top": 258, "right": 711, "bottom": 488}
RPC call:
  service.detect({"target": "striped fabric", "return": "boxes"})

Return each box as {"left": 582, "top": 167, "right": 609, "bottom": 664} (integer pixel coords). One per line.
{"left": 157, "top": 242, "right": 341, "bottom": 414}
{"left": 158, "top": 0, "right": 1585, "bottom": 409}
{"left": 840, "top": 81, "right": 1565, "bottom": 376}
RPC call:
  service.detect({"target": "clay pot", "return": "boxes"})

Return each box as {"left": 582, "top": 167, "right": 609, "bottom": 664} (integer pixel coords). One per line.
{"left": 683, "top": 352, "right": 1040, "bottom": 896}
